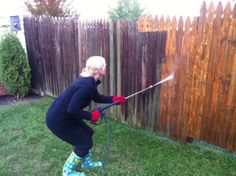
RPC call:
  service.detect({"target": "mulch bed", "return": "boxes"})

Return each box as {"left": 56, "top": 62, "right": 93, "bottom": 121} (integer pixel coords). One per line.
{"left": 0, "top": 93, "right": 42, "bottom": 106}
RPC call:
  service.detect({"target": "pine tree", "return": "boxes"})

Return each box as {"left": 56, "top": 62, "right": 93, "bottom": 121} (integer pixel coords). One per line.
{"left": 0, "top": 33, "right": 31, "bottom": 99}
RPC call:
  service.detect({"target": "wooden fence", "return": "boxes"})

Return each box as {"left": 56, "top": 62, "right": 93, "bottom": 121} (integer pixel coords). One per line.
{"left": 23, "top": 1, "right": 236, "bottom": 151}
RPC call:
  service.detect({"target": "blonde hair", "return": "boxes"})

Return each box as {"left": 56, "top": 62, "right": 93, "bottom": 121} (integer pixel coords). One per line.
{"left": 80, "top": 56, "right": 106, "bottom": 77}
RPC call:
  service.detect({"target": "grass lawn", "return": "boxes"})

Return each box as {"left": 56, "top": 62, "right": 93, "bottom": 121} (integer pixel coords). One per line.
{"left": 0, "top": 97, "right": 235, "bottom": 176}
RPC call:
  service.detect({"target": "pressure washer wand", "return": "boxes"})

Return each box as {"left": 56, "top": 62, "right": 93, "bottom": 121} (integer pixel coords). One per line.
{"left": 125, "top": 74, "right": 173, "bottom": 100}
{"left": 97, "top": 74, "right": 174, "bottom": 112}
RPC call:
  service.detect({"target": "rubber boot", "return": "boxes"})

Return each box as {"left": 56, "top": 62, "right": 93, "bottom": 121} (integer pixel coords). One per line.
{"left": 81, "top": 150, "right": 103, "bottom": 169}
{"left": 62, "top": 152, "right": 86, "bottom": 176}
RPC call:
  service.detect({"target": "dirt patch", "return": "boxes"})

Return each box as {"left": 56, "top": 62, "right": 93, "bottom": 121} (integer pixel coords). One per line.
{"left": 0, "top": 93, "right": 42, "bottom": 106}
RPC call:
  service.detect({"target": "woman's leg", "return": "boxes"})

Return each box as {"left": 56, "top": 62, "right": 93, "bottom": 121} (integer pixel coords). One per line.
{"left": 62, "top": 122, "right": 93, "bottom": 176}
{"left": 73, "top": 126, "right": 102, "bottom": 170}
{"left": 81, "top": 149, "right": 103, "bottom": 169}
{"left": 62, "top": 152, "right": 86, "bottom": 176}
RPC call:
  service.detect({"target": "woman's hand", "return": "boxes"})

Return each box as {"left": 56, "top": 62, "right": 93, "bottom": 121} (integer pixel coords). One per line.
{"left": 91, "top": 111, "right": 100, "bottom": 122}
{"left": 112, "top": 96, "right": 125, "bottom": 105}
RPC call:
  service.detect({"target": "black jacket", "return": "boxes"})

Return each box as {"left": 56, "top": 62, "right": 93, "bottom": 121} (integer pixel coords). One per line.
{"left": 46, "top": 77, "right": 113, "bottom": 132}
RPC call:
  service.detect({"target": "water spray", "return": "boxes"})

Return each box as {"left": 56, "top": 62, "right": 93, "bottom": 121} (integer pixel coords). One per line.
{"left": 125, "top": 73, "right": 174, "bottom": 100}
{"left": 97, "top": 73, "right": 174, "bottom": 112}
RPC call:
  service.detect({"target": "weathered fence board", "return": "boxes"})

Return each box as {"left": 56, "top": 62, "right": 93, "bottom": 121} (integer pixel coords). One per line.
{"left": 24, "top": 1, "right": 236, "bottom": 151}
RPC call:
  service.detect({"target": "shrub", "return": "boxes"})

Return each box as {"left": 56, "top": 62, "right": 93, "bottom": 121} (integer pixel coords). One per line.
{"left": 0, "top": 33, "right": 31, "bottom": 99}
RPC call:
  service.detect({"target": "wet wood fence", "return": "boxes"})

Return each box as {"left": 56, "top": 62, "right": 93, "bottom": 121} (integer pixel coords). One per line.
{"left": 138, "top": 1, "right": 236, "bottom": 151}
{"left": 23, "top": 1, "right": 236, "bottom": 151}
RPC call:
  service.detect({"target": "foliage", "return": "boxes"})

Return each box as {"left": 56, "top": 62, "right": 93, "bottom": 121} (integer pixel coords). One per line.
{"left": 108, "top": 0, "right": 146, "bottom": 21}
{"left": 25, "top": 0, "right": 79, "bottom": 18}
{"left": 0, "top": 97, "right": 235, "bottom": 175}
{"left": 0, "top": 33, "right": 31, "bottom": 98}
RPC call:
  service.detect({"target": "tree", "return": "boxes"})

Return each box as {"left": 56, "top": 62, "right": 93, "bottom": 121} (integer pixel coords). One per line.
{"left": 25, "top": 0, "right": 79, "bottom": 18}
{"left": 0, "top": 33, "right": 31, "bottom": 99}
{"left": 108, "top": 0, "right": 145, "bottom": 21}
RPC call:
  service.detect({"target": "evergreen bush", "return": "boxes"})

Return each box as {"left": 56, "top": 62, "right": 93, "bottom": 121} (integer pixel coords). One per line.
{"left": 0, "top": 33, "right": 31, "bottom": 98}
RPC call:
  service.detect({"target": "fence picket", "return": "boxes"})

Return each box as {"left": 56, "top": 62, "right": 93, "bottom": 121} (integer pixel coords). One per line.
{"left": 217, "top": 2, "right": 233, "bottom": 148}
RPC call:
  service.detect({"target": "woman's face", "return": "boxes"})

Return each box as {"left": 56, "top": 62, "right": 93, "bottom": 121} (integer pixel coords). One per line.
{"left": 99, "top": 65, "right": 106, "bottom": 76}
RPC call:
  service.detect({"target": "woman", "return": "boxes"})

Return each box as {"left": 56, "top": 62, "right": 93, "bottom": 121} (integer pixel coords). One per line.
{"left": 46, "top": 56, "right": 125, "bottom": 176}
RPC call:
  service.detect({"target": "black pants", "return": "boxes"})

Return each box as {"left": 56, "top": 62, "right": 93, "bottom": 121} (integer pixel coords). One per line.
{"left": 73, "top": 119, "right": 94, "bottom": 157}
{"left": 46, "top": 117, "right": 94, "bottom": 157}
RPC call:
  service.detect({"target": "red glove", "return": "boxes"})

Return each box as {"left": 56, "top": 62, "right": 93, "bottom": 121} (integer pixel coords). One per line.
{"left": 91, "top": 111, "right": 100, "bottom": 122}
{"left": 112, "top": 96, "right": 125, "bottom": 105}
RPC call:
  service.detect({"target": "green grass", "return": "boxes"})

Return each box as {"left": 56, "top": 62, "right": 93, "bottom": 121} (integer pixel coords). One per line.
{"left": 0, "top": 97, "right": 235, "bottom": 176}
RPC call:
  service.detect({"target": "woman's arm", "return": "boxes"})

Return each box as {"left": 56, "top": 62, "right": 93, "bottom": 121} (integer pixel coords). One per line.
{"left": 67, "top": 87, "right": 92, "bottom": 120}
{"left": 93, "top": 89, "right": 113, "bottom": 103}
